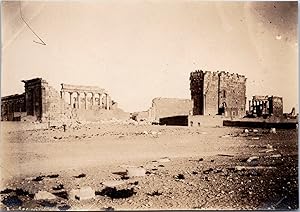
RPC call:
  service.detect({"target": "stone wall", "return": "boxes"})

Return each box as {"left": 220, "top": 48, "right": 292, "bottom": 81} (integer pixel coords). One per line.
{"left": 42, "top": 84, "right": 68, "bottom": 122}
{"left": 269, "top": 96, "right": 283, "bottom": 117}
{"left": 22, "top": 78, "right": 44, "bottom": 120}
{"left": 148, "top": 98, "right": 193, "bottom": 122}
{"left": 188, "top": 115, "right": 224, "bottom": 127}
{"left": 190, "top": 71, "right": 204, "bottom": 115}
{"left": 218, "top": 71, "right": 246, "bottom": 118}
{"left": 1, "top": 78, "right": 129, "bottom": 123}
{"left": 1, "top": 94, "right": 26, "bottom": 121}
{"left": 134, "top": 110, "right": 150, "bottom": 121}
{"left": 203, "top": 71, "right": 219, "bottom": 116}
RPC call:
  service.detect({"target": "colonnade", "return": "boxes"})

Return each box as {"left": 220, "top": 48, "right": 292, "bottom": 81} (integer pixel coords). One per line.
{"left": 60, "top": 91, "right": 110, "bottom": 110}
{"left": 249, "top": 99, "right": 269, "bottom": 115}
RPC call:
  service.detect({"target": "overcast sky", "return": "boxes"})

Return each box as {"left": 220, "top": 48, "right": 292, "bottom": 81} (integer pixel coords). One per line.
{"left": 1, "top": 1, "right": 298, "bottom": 113}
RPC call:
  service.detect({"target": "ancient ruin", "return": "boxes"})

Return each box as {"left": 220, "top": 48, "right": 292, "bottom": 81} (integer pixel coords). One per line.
{"left": 1, "top": 78, "right": 129, "bottom": 122}
{"left": 190, "top": 70, "right": 247, "bottom": 118}
{"left": 248, "top": 95, "right": 283, "bottom": 117}
{"left": 134, "top": 98, "right": 193, "bottom": 123}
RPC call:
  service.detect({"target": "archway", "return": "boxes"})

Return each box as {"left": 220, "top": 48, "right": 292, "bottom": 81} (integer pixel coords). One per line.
{"left": 218, "top": 102, "right": 227, "bottom": 115}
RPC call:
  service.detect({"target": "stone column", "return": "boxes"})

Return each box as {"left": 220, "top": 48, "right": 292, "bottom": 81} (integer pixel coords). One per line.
{"left": 203, "top": 94, "right": 206, "bottom": 115}
{"left": 77, "top": 92, "right": 80, "bottom": 109}
{"left": 61, "top": 91, "right": 65, "bottom": 99}
{"left": 98, "top": 94, "right": 101, "bottom": 105}
{"left": 106, "top": 94, "right": 110, "bottom": 110}
{"left": 248, "top": 100, "right": 251, "bottom": 112}
{"left": 91, "top": 93, "right": 95, "bottom": 106}
{"left": 99, "top": 94, "right": 103, "bottom": 108}
{"left": 69, "top": 92, "right": 73, "bottom": 106}
{"left": 84, "top": 92, "right": 87, "bottom": 109}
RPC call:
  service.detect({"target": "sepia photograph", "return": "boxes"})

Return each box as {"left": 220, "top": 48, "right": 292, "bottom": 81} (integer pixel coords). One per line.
{"left": 0, "top": 0, "right": 298, "bottom": 210}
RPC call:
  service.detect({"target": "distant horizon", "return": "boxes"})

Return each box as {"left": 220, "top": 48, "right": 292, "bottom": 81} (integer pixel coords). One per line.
{"left": 2, "top": 1, "right": 298, "bottom": 113}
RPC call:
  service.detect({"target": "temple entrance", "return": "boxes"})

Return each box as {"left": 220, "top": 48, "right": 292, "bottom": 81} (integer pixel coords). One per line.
{"left": 218, "top": 102, "right": 227, "bottom": 115}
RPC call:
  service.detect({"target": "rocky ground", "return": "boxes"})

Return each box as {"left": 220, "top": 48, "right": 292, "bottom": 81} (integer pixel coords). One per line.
{"left": 0, "top": 121, "right": 298, "bottom": 210}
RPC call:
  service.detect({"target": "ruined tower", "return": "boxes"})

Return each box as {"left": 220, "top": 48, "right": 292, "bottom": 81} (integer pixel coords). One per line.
{"left": 190, "top": 70, "right": 247, "bottom": 118}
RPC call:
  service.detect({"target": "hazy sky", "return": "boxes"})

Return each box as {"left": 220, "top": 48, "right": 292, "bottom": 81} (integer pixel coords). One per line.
{"left": 1, "top": 1, "right": 298, "bottom": 112}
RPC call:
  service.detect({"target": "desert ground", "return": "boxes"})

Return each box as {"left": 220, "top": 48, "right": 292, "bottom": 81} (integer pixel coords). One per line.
{"left": 0, "top": 121, "right": 298, "bottom": 210}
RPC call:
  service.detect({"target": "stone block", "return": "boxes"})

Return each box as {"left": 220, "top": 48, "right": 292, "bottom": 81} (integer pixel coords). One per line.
{"left": 34, "top": 191, "right": 57, "bottom": 200}
{"left": 69, "top": 186, "right": 95, "bottom": 200}
{"left": 126, "top": 167, "right": 146, "bottom": 177}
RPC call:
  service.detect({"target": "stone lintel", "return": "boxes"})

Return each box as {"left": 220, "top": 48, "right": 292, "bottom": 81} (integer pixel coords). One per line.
{"left": 61, "top": 83, "right": 107, "bottom": 94}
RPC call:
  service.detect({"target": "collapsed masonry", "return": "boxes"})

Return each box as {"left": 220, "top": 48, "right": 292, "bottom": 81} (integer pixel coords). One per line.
{"left": 1, "top": 78, "right": 129, "bottom": 122}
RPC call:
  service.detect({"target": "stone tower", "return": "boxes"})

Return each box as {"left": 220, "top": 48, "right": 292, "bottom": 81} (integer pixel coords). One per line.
{"left": 190, "top": 70, "right": 247, "bottom": 118}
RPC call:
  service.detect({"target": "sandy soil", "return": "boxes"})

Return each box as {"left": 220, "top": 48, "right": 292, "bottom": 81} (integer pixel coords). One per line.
{"left": 0, "top": 121, "right": 298, "bottom": 210}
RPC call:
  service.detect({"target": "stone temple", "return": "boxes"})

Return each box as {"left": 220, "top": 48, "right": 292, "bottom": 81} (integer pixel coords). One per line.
{"left": 1, "top": 78, "right": 129, "bottom": 122}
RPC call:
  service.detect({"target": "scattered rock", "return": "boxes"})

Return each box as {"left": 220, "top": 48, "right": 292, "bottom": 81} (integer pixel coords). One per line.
{"left": 74, "top": 173, "right": 86, "bottom": 178}
{"left": 0, "top": 188, "right": 15, "bottom": 194}
{"left": 251, "top": 137, "right": 260, "bottom": 140}
{"left": 32, "top": 176, "right": 45, "bottom": 182}
{"left": 259, "top": 149, "right": 275, "bottom": 153}
{"left": 244, "top": 129, "right": 249, "bottom": 133}
{"left": 217, "top": 154, "right": 234, "bottom": 157}
{"left": 52, "top": 191, "right": 68, "bottom": 199}
{"left": 39, "top": 200, "right": 57, "bottom": 208}
{"left": 253, "top": 129, "right": 259, "bottom": 133}
{"left": 58, "top": 204, "right": 71, "bottom": 211}
{"left": 112, "top": 171, "right": 127, "bottom": 176}
{"left": 34, "top": 191, "right": 57, "bottom": 200}
{"left": 52, "top": 184, "right": 64, "bottom": 191}
{"left": 47, "top": 174, "right": 59, "bottom": 178}
{"left": 246, "top": 156, "right": 259, "bottom": 163}
{"left": 2, "top": 196, "right": 23, "bottom": 207}
{"left": 69, "top": 189, "right": 79, "bottom": 200}
{"left": 130, "top": 181, "right": 139, "bottom": 186}
{"left": 270, "top": 128, "right": 276, "bottom": 134}
{"left": 235, "top": 166, "right": 276, "bottom": 171}
{"left": 147, "top": 191, "right": 162, "bottom": 196}
{"left": 126, "top": 167, "right": 146, "bottom": 177}
{"left": 235, "top": 166, "right": 246, "bottom": 171}
{"left": 102, "top": 181, "right": 126, "bottom": 188}
{"left": 101, "top": 206, "right": 115, "bottom": 211}
{"left": 157, "top": 157, "right": 171, "bottom": 163}
{"left": 192, "top": 171, "right": 198, "bottom": 175}
{"left": 121, "top": 176, "right": 130, "bottom": 180}
{"left": 15, "top": 188, "right": 32, "bottom": 197}
{"left": 203, "top": 168, "right": 214, "bottom": 174}
{"left": 270, "top": 154, "right": 282, "bottom": 158}
{"left": 151, "top": 131, "right": 158, "bottom": 135}
{"left": 96, "top": 187, "right": 136, "bottom": 199}
{"left": 175, "top": 174, "right": 185, "bottom": 180}
{"left": 75, "top": 186, "right": 95, "bottom": 200}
